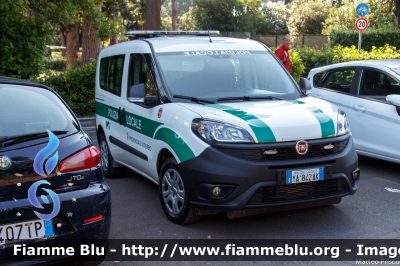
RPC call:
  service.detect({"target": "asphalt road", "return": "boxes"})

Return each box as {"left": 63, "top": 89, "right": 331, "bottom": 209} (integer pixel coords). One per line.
{"left": 82, "top": 121, "right": 400, "bottom": 266}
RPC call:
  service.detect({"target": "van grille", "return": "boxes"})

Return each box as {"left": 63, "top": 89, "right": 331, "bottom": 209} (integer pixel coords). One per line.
{"left": 216, "top": 140, "right": 348, "bottom": 161}
{"left": 246, "top": 179, "right": 349, "bottom": 205}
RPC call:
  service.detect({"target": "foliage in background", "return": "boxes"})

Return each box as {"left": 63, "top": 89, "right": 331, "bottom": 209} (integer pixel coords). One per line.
{"left": 117, "top": 0, "right": 145, "bottom": 30}
{"left": 288, "top": 50, "right": 305, "bottom": 83}
{"left": 294, "top": 47, "right": 335, "bottom": 78}
{"left": 34, "top": 60, "right": 97, "bottom": 117}
{"left": 261, "top": 1, "right": 290, "bottom": 35}
{"left": 44, "top": 59, "right": 68, "bottom": 72}
{"left": 0, "top": 0, "right": 53, "bottom": 79}
{"left": 179, "top": 7, "right": 196, "bottom": 30}
{"left": 288, "top": 0, "right": 330, "bottom": 35}
{"left": 163, "top": 0, "right": 192, "bottom": 17}
{"left": 330, "top": 28, "right": 400, "bottom": 51}
{"left": 332, "top": 44, "right": 400, "bottom": 62}
{"left": 193, "top": 0, "right": 269, "bottom": 35}
{"left": 194, "top": 0, "right": 249, "bottom": 32}
{"left": 293, "top": 45, "right": 400, "bottom": 79}
{"left": 161, "top": 5, "right": 173, "bottom": 30}
{"left": 324, "top": 0, "right": 397, "bottom": 34}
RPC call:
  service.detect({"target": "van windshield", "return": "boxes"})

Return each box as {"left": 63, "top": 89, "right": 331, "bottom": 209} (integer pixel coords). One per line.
{"left": 156, "top": 50, "right": 300, "bottom": 101}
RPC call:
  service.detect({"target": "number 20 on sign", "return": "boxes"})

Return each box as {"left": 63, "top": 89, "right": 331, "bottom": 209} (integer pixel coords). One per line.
{"left": 355, "top": 17, "right": 369, "bottom": 31}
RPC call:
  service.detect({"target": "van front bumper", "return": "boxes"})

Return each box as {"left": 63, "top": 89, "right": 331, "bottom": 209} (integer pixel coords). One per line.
{"left": 179, "top": 134, "right": 359, "bottom": 214}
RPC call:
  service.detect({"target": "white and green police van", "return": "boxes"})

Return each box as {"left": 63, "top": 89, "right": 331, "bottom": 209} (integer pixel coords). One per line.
{"left": 95, "top": 31, "right": 360, "bottom": 224}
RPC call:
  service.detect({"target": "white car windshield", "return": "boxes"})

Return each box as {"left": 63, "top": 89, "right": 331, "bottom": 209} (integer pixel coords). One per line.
{"left": 157, "top": 50, "right": 300, "bottom": 101}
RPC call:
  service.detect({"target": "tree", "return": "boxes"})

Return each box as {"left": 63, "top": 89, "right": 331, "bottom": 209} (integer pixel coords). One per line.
{"left": 324, "top": 0, "right": 397, "bottom": 34}
{"left": 145, "top": 0, "right": 162, "bottom": 29}
{"left": 179, "top": 6, "right": 196, "bottom": 30}
{"left": 172, "top": 0, "right": 178, "bottom": 30}
{"left": 117, "top": 0, "right": 145, "bottom": 31}
{"left": 194, "top": 0, "right": 249, "bottom": 32}
{"left": 261, "top": 1, "right": 290, "bottom": 34}
{"left": 396, "top": 0, "right": 400, "bottom": 28}
{"left": 26, "top": 0, "right": 118, "bottom": 68}
{"left": 287, "top": 0, "right": 330, "bottom": 35}
{"left": 0, "top": 1, "right": 52, "bottom": 78}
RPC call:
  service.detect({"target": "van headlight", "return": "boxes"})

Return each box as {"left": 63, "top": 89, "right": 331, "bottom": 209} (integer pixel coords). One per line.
{"left": 192, "top": 119, "right": 254, "bottom": 143}
{"left": 337, "top": 109, "right": 350, "bottom": 136}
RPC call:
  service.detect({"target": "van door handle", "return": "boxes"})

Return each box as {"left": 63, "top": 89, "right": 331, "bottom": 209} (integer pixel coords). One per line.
{"left": 352, "top": 105, "right": 366, "bottom": 112}
{"left": 118, "top": 107, "right": 122, "bottom": 125}
{"left": 121, "top": 108, "right": 126, "bottom": 126}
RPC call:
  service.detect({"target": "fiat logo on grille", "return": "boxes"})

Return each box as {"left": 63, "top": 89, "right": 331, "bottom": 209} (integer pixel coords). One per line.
{"left": 0, "top": 155, "right": 12, "bottom": 170}
{"left": 295, "top": 140, "right": 308, "bottom": 155}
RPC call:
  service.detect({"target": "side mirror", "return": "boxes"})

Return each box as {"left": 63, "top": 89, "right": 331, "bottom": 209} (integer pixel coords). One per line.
{"left": 386, "top": 94, "right": 400, "bottom": 115}
{"left": 128, "top": 84, "right": 146, "bottom": 103}
{"left": 299, "top": 77, "right": 312, "bottom": 95}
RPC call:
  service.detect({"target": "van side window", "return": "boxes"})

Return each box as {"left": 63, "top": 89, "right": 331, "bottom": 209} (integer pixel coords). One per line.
{"left": 128, "top": 54, "right": 156, "bottom": 97}
{"left": 99, "top": 55, "right": 125, "bottom": 96}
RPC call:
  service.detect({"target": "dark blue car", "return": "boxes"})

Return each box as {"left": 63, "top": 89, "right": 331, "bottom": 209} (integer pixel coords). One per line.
{"left": 0, "top": 77, "right": 111, "bottom": 265}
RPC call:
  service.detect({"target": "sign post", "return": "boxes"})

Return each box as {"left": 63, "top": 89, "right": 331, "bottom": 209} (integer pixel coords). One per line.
{"left": 355, "top": 3, "right": 370, "bottom": 54}
{"left": 355, "top": 17, "right": 369, "bottom": 53}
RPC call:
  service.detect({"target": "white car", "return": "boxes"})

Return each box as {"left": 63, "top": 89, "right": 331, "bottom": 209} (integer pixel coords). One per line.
{"left": 95, "top": 31, "right": 359, "bottom": 224}
{"left": 308, "top": 60, "right": 400, "bottom": 164}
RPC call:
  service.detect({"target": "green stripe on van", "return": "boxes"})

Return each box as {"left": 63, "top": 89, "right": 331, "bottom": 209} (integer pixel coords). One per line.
{"left": 95, "top": 101, "right": 163, "bottom": 138}
{"left": 96, "top": 101, "right": 119, "bottom": 123}
{"left": 296, "top": 101, "right": 335, "bottom": 138}
{"left": 154, "top": 128, "right": 195, "bottom": 162}
{"left": 207, "top": 104, "right": 276, "bottom": 143}
{"left": 124, "top": 110, "right": 163, "bottom": 138}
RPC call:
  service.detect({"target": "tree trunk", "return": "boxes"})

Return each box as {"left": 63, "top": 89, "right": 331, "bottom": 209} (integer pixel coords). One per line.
{"left": 395, "top": 0, "right": 400, "bottom": 29}
{"left": 60, "top": 24, "right": 67, "bottom": 57}
{"left": 65, "top": 23, "right": 80, "bottom": 69}
{"left": 82, "top": 16, "right": 101, "bottom": 67}
{"left": 172, "top": 0, "right": 177, "bottom": 30}
{"left": 109, "top": 3, "right": 118, "bottom": 45}
{"left": 145, "top": 0, "right": 161, "bottom": 30}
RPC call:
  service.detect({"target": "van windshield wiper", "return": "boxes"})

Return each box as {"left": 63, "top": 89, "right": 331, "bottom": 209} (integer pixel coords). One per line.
{"left": 173, "top": 94, "right": 214, "bottom": 104}
{"left": 0, "top": 131, "right": 69, "bottom": 144}
{"left": 217, "top": 96, "right": 283, "bottom": 102}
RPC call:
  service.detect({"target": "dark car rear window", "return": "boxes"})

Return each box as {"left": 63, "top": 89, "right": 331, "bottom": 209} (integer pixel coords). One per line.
{"left": 0, "top": 84, "right": 79, "bottom": 137}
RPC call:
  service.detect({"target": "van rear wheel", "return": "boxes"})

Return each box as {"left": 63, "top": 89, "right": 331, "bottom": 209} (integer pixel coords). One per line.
{"left": 99, "top": 133, "right": 123, "bottom": 179}
{"left": 159, "top": 158, "right": 201, "bottom": 224}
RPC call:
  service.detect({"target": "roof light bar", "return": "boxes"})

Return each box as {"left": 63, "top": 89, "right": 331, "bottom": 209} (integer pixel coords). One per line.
{"left": 125, "top": 30, "right": 220, "bottom": 38}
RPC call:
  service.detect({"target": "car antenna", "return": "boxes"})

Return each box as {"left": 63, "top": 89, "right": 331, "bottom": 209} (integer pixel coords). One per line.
{"left": 205, "top": 18, "right": 212, "bottom": 43}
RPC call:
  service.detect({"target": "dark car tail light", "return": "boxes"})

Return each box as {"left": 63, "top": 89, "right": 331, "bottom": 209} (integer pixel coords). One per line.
{"left": 83, "top": 215, "right": 103, "bottom": 225}
{"left": 59, "top": 146, "right": 101, "bottom": 173}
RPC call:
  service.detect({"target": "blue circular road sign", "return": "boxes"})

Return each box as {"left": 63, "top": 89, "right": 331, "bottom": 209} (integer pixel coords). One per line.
{"left": 356, "top": 3, "right": 369, "bottom": 17}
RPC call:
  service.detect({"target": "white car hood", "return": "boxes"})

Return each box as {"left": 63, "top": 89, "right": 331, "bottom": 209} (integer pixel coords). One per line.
{"left": 179, "top": 97, "right": 339, "bottom": 143}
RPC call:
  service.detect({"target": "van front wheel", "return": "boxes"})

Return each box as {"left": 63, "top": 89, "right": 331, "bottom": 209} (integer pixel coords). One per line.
{"left": 159, "top": 158, "right": 201, "bottom": 224}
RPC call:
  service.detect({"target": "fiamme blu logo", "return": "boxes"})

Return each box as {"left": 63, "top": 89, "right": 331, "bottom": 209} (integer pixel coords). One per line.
{"left": 28, "top": 130, "right": 61, "bottom": 220}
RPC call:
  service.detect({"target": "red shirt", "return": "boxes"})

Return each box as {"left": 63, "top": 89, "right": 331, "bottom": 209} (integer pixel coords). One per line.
{"left": 274, "top": 45, "right": 291, "bottom": 72}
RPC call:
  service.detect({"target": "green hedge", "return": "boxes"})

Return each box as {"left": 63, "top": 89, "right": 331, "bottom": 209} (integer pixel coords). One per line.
{"left": 330, "top": 28, "right": 400, "bottom": 51}
{"left": 293, "top": 47, "right": 335, "bottom": 78}
{"left": 294, "top": 45, "right": 400, "bottom": 78}
{"left": 33, "top": 60, "right": 97, "bottom": 117}
{"left": 44, "top": 59, "right": 66, "bottom": 72}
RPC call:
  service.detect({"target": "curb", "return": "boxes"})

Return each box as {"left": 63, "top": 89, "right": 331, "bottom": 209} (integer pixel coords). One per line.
{"left": 78, "top": 117, "right": 96, "bottom": 128}
{"left": 78, "top": 116, "right": 96, "bottom": 121}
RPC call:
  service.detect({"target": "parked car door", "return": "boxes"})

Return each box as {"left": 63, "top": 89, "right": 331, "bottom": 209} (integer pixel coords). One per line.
{"left": 347, "top": 68, "right": 400, "bottom": 162}
{"left": 310, "top": 67, "right": 357, "bottom": 113}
